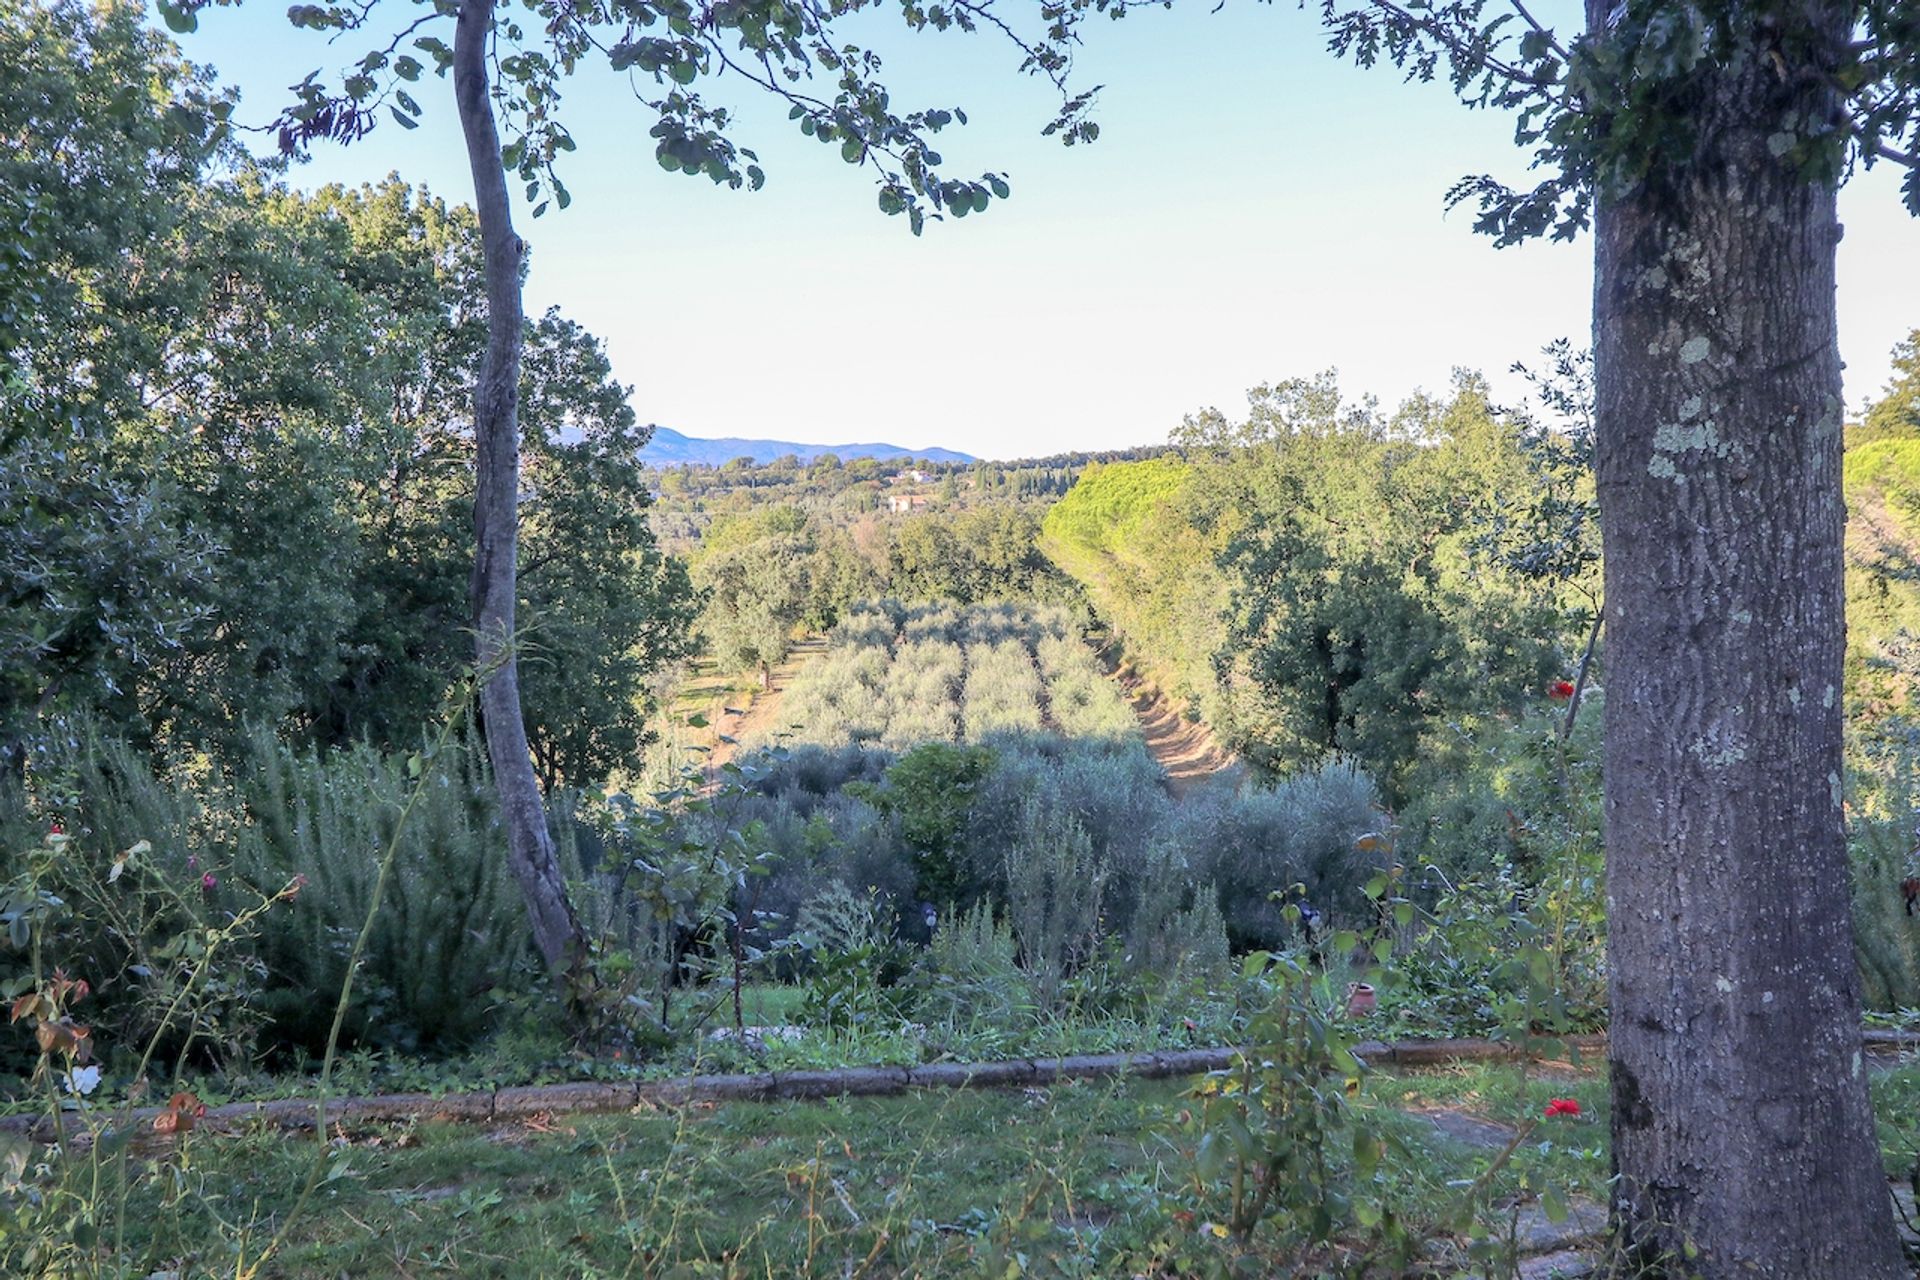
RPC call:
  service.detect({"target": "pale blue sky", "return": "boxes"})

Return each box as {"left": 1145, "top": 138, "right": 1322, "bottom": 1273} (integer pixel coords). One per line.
{"left": 178, "top": 2, "right": 1920, "bottom": 460}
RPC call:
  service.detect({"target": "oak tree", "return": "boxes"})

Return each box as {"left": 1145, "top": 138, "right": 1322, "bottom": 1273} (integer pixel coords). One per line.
{"left": 1312, "top": 0, "right": 1920, "bottom": 1271}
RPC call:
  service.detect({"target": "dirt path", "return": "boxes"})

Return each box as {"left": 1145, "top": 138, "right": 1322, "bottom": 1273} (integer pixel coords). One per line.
{"left": 705, "top": 637, "right": 824, "bottom": 776}
{"left": 1095, "top": 642, "right": 1237, "bottom": 796}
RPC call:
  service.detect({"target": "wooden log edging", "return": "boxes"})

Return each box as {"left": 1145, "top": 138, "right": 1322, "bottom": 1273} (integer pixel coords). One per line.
{"left": 37, "top": 1028, "right": 1920, "bottom": 1144}
{"left": 0, "top": 1034, "right": 1630, "bottom": 1144}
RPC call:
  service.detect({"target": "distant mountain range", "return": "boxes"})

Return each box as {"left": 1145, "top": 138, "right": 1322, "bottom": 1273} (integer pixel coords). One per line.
{"left": 641, "top": 426, "right": 976, "bottom": 467}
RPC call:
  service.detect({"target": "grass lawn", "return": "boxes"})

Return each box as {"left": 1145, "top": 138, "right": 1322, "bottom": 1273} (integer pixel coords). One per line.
{"left": 104, "top": 1065, "right": 1623, "bottom": 1278}
{"left": 34, "top": 1057, "right": 1920, "bottom": 1277}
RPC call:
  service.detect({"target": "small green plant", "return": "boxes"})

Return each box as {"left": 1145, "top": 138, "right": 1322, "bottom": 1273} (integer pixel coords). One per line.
{"left": 792, "top": 883, "right": 911, "bottom": 1035}
{"left": 0, "top": 821, "right": 300, "bottom": 1279}
{"left": 570, "top": 741, "right": 789, "bottom": 1043}
{"left": 1005, "top": 809, "right": 1109, "bottom": 1010}
{"left": 910, "top": 901, "right": 1038, "bottom": 1043}
{"left": 1179, "top": 948, "right": 1422, "bottom": 1273}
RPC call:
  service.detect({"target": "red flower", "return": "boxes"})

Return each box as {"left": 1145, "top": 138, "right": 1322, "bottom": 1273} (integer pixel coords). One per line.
{"left": 1544, "top": 1098, "right": 1581, "bottom": 1118}
{"left": 1549, "top": 680, "right": 1576, "bottom": 701}
{"left": 47, "top": 820, "right": 63, "bottom": 836}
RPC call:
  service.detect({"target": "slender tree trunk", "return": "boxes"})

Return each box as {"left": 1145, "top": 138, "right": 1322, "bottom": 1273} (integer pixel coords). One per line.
{"left": 453, "top": 0, "right": 589, "bottom": 987}
{"left": 1590, "top": 5, "right": 1901, "bottom": 1273}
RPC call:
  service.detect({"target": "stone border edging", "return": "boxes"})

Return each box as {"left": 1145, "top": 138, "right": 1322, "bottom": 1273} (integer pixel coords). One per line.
{"left": 0, "top": 1034, "right": 1621, "bottom": 1143}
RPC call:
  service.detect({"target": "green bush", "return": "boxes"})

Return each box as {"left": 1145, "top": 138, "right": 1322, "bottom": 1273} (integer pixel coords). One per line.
{"left": 1168, "top": 760, "right": 1382, "bottom": 948}
{"left": 1005, "top": 807, "right": 1109, "bottom": 1009}
{"left": 910, "top": 901, "right": 1038, "bottom": 1041}
{"left": 791, "top": 883, "right": 912, "bottom": 1033}
{"left": 0, "top": 732, "right": 264, "bottom": 1072}
{"left": 1123, "top": 840, "right": 1230, "bottom": 990}
{"left": 863, "top": 741, "right": 997, "bottom": 909}
{"left": 230, "top": 730, "right": 529, "bottom": 1051}
{"left": 1855, "top": 817, "right": 1920, "bottom": 1011}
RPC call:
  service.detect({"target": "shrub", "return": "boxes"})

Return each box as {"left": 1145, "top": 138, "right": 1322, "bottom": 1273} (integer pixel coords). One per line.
{"left": 1177, "top": 955, "right": 1422, "bottom": 1272}
{"left": 230, "top": 730, "right": 528, "bottom": 1051}
{"left": 865, "top": 742, "right": 997, "bottom": 908}
{"left": 0, "top": 732, "right": 260, "bottom": 1069}
{"left": 792, "top": 883, "right": 912, "bottom": 1033}
{"left": 1005, "top": 807, "right": 1109, "bottom": 1009}
{"left": 910, "top": 901, "right": 1037, "bottom": 1040}
{"left": 1169, "top": 760, "right": 1382, "bottom": 949}
{"left": 1123, "top": 840, "right": 1230, "bottom": 988}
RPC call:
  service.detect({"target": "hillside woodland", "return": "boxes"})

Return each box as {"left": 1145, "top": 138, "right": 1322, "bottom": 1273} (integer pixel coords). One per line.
{"left": 11, "top": 5, "right": 1920, "bottom": 1276}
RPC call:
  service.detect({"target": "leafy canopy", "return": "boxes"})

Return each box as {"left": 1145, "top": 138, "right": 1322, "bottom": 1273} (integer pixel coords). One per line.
{"left": 169, "top": 0, "right": 1162, "bottom": 233}
{"left": 1315, "top": 0, "right": 1920, "bottom": 243}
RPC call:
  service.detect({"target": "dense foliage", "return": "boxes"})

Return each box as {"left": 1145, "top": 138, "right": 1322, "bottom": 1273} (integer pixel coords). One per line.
{"left": 1044, "top": 373, "right": 1569, "bottom": 800}
{"left": 0, "top": 0, "right": 693, "bottom": 784}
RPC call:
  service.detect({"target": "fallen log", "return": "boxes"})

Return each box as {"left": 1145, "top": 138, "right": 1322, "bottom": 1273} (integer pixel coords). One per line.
{"left": 0, "top": 1027, "right": 1898, "bottom": 1145}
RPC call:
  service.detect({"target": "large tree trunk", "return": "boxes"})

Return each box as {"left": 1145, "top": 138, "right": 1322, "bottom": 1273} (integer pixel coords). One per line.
{"left": 453, "top": 0, "right": 589, "bottom": 987}
{"left": 1590, "top": 5, "right": 1902, "bottom": 1274}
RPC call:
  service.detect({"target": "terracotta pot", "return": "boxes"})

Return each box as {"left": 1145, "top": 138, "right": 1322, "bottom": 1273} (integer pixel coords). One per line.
{"left": 1346, "top": 982, "right": 1377, "bottom": 1017}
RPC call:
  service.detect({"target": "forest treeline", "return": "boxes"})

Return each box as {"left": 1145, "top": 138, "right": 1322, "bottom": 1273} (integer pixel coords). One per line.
{"left": 647, "top": 445, "right": 1174, "bottom": 547}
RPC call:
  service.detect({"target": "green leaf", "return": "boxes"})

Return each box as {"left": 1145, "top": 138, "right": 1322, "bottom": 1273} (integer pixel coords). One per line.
{"left": 1196, "top": 1129, "right": 1224, "bottom": 1180}
{"left": 1353, "top": 1130, "right": 1382, "bottom": 1178}
{"left": 160, "top": 3, "right": 197, "bottom": 33}
{"left": 1222, "top": 1111, "right": 1256, "bottom": 1161}
{"left": 390, "top": 106, "right": 419, "bottom": 130}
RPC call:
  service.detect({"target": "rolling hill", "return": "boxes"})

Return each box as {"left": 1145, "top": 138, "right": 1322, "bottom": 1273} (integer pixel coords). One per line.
{"left": 642, "top": 425, "right": 975, "bottom": 467}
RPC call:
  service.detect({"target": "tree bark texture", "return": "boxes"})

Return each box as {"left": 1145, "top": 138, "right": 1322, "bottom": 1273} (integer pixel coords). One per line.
{"left": 1590, "top": 4, "right": 1902, "bottom": 1274}
{"left": 453, "top": 0, "right": 588, "bottom": 984}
